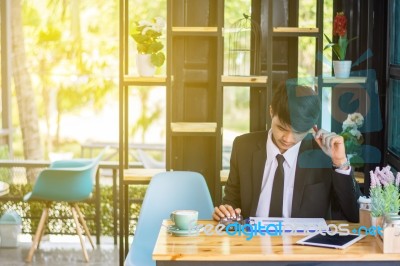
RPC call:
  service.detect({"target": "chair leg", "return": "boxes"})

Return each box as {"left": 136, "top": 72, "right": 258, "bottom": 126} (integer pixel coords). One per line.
{"left": 74, "top": 204, "right": 96, "bottom": 249}
{"left": 71, "top": 206, "right": 89, "bottom": 262}
{"left": 37, "top": 204, "right": 50, "bottom": 249}
{"left": 26, "top": 208, "right": 48, "bottom": 263}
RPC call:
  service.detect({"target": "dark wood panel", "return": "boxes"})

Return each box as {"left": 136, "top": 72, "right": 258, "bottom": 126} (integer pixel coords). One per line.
{"left": 171, "top": 136, "right": 216, "bottom": 200}
{"left": 169, "top": 0, "right": 220, "bottom": 203}
{"left": 172, "top": 0, "right": 218, "bottom": 27}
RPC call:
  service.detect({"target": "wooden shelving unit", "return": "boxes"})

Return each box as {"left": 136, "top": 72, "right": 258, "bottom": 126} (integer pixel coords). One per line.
{"left": 166, "top": 0, "right": 224, "bottom": 206}
{"left": 221, "top": 75, "right": 268, "bottom": 87}
{"left": 321, "top": 76, "right": 367, "bottom": 85}
{"left": 172, "top": 27, "right": 218, "bottom": 36}
{"left": 273, "top": 27, "right": 319, "bottom": 33}
{"left": 170, "top": 122, "right": 217, "bottom": 133}
{"left": 272, "top": 27, "right": 320, "bottom": 37}
{"left": 123, "top": 75, "right": 167, "bottom": 86}
{"left": 267, "top": 0, "right": 324, "bottom": 127}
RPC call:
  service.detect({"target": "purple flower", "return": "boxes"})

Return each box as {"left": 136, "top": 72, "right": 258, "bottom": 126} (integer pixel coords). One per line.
{"left": 370, "top": 170, "right": 381, "bottom": 188}
{"left": 382, "top": 166, "right": 395, "bottom": 184}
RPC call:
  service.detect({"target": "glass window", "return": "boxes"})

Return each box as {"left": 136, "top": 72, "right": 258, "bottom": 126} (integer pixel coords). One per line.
{"left": 388, "top": 79, "right": 400, "bottom": 157}
{"left": 298, "top": 0, "right": 317, "bottom": 28}
{"left": 224, "top": 0, "right": 254, "bottom": 76}
{"left": 223, "top": 87, "right": 250, "bottom": 168}
{"left": 390, "top": 0, "right": 400, "bottom": 65}
{"left": 298, "top": 37, "right": 316, "bottom": 78}
{"left": 128, "top": 86, "right": 166, "bottom": 163}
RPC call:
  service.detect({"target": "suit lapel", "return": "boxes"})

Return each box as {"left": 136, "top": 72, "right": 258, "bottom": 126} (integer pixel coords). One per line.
{"left": 250, "top": 138, "right": 267, "bottom": 216}
{"left": 291, "top": 136, "right": 314, "bottom": 217}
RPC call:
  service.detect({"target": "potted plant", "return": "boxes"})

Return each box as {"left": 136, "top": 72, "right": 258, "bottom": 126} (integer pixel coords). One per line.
{"left": 324, "top": 12, "right": 358, "bottom": 78}
{"left": 369, "top": 166, "right": 400, "bottom": 226}
{"left": 131, "top": 17, "right": 166, "bottom": 77}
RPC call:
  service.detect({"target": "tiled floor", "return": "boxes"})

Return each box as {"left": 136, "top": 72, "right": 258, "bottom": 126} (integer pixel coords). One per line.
{"left": 0, "top": 235, "right": 119, "bottom": 266}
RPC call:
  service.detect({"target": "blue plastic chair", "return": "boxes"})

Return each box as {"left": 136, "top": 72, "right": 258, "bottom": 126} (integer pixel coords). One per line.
{"left": 23, "top": 148, "right": 107, "bottom": 262}
{"left": 124, "top": 171, "right": 214, "bottom": 266}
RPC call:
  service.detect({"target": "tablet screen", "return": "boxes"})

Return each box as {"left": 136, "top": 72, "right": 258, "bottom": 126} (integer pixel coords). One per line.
{"left": 297, "top": 233, "right": 365, "bottom": 249}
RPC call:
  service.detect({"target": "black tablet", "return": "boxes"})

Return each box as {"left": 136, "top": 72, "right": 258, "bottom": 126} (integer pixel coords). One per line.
{"left": 296, "top": 233, "right": 365, "bottom": 249}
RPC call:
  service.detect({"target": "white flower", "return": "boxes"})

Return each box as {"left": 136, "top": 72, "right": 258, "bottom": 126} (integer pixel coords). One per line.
{"left": 351, "top": 112, "right": 364, "bottom": 127}
{"left": 138, "top": 19, "right": 152, "bottom": 27}
{"left": 142, "top": 26, "right": 153, "bottom": 35}
{"left": 342, "top": 119, "right": 354, "bottom": 131}
{"left": 139, "top": 17, "right": 165, "bottom": 35}
{"left": 154, "top": 17, "right": 166, "bottom": 30}
{"left": 341, "top": 112, "right": 364, "bottom": 140}
{"left": 349, "top": 128, "right": 362, "bottom": 139}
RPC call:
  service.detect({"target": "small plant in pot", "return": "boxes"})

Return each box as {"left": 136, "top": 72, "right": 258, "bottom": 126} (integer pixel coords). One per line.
{"left": 323, "top": 12, "right": 358, "bottom": 78}
{"left": 131, "top": 17, "right": 165, "bottom": 76}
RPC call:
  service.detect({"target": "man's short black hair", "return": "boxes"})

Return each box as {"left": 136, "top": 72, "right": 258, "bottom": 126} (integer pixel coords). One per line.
{"left": 271, "top": 81, "right": 321, "bottom": 132}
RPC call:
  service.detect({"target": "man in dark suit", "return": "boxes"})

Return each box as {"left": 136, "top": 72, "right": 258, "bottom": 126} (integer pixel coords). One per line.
{"left": 213, "top": 82, "right": 361, "bottom": 223}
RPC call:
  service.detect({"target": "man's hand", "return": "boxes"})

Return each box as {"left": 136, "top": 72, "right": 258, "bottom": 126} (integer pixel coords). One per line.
{"left": 212, "top": 204, "right": 241, "bottom": 221}
{"left": 313, "top": 128, "right": 348, "bottom": 168}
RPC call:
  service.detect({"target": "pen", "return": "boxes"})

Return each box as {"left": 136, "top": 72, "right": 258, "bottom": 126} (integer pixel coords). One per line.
{"left": 313, "top": 125, "right": 322, "bottom": 139}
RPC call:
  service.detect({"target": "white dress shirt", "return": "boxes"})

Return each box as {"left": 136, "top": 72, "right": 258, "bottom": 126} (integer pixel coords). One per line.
{"left": 255, "top": 130, "right": 351, "bottom": 218}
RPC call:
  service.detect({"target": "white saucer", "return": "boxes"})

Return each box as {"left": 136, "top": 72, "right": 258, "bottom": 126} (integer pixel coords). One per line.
{"left": 167, "top": 224, "right": 204, "bottom": 236}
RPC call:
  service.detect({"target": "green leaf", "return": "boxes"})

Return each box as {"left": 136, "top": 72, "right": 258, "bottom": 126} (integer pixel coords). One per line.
{"left": 349, "top": 154, "right": 364, "bottom": 168}
{"left": 323, "top": 34, "right": 342, "bottom": 60}
{"left": 323, "top": 33, "right": 333, "bottom": 43}
{"left": 338, "top": 37, "right": 348, "bottom": 60}
{"left": 151, "top": 52, "right": 165, "bottom": 67}
{"left": 148, "top": 42, "right": 163, "bottom": 54}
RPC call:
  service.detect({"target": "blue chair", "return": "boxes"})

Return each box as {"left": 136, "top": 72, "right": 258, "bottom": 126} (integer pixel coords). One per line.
{"left": 23, "top": 148, "right": 108, "bottom": 262}
{"left": 124, "top": 171, "right": 214, "bottom": 266}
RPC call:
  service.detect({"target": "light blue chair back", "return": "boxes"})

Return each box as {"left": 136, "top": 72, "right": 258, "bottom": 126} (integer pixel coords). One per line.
{"left": 124, "top": 171, "right": 214, "bottom": 266}
{"left": 24, "top": 148, "right": 107, "bottom": 202}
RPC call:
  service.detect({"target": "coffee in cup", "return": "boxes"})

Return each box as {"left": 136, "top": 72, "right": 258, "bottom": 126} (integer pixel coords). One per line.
{"left": 170, "top": 210, "right": 198, "bottom": 230}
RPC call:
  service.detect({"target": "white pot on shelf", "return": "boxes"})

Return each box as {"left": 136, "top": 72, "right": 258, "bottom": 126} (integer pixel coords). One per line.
{"left": 136, "top": 54, "right": 156, "bottom": 77}
{"left": 333, "top": 60, "right": 352, "bottom": 78}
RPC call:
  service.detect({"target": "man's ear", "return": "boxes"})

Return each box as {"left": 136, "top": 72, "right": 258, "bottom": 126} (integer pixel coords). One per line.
{"left": 269, "top": 105, "right": 273, "bottom": 118}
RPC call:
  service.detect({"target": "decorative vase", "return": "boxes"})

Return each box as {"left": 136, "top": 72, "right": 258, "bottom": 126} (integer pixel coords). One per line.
{"left": 136, "top": 54, "right": 156, "bottom": 77}
{"left": 333, "top": 60, "right": 352, "bottom": 78}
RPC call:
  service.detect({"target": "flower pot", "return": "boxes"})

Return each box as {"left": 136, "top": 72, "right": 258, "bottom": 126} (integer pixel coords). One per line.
{"left": 333, "top": 60, "right": 352, "bottom": 78}
{"left": 136, "top": 54, "right": 156, "bottom": 77}
{"left": 371, "top": 215, "right": 384, "bottom": 227}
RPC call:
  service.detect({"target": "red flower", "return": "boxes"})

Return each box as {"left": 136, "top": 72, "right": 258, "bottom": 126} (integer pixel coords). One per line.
{"left": 333, "top": 12, "right": 347, "bottom": 37}
{"left": 324, "top": 11, "right": 357, "bottom": 61}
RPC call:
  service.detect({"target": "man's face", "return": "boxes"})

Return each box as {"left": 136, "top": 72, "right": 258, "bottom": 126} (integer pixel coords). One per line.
{"left": 270, "top": 115, "right": 309, "bottom": 153}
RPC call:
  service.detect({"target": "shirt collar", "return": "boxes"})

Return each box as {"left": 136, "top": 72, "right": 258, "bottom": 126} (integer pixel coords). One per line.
{"left": 266, "top": 129, "right": 302, "bottom": 168}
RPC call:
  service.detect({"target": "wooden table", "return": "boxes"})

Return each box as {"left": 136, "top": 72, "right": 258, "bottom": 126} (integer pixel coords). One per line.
{"left": 153, "top": 220, "right": 400, "bottom": 265}
{"left": 0, "top": 181, "right": 9, "bottom": 197}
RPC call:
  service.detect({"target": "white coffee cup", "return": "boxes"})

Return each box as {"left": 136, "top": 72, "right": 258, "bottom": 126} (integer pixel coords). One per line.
{"left": 170, "top": 210, "right": 198, "bottom": 230}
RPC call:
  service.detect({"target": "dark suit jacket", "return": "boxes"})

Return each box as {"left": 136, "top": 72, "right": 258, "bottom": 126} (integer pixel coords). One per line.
{"left": 222, "top": 131, "right": 360, "bottom": 222}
